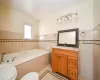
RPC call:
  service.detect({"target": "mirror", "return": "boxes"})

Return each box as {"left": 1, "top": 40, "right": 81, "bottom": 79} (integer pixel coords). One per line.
{"left": 57, "top": 28, "right": 79, "bottom": 48}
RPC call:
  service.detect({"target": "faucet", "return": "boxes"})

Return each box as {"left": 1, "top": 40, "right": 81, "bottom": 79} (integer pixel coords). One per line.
{"left": 1, "top": 52, "right": 6, "bottom": 63}
{"left": 12, "top": 57, "right": 16, "bottom": 62}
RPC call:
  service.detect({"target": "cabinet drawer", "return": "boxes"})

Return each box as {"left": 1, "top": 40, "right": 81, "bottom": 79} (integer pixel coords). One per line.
{"left": 68, "top": 67, "right": 78, "bottom": 80}
{"left": 68, "top": 56, "right": 78, "bottom": 69}
{"left": 53, "top": 48, "right": 78, "bottom": 57}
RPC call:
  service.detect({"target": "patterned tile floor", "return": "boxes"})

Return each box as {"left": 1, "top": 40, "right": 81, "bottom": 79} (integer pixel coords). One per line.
{"left": 39, "top": 65, "right": 69, "bottom": 80}
{"left": 38, "top": 65, "right": 87, "bottom": 80}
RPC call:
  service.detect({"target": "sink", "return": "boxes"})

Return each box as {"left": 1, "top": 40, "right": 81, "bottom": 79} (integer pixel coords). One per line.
{"left": 0, "top": 63, "right": 17, "bottom": 80}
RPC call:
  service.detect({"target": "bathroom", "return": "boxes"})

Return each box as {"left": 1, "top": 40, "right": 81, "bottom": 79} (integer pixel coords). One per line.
{"left": 0, "top": 0, "right": 100, "bottom": 80}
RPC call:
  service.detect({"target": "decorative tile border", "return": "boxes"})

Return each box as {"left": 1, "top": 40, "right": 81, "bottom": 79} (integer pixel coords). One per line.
{"left": 0, "top": 39, "right": 57, "bottom": 42}
{"left": 0, "top": 39, "right": 100, "bottom": 45}
{"left": 79, "top": 40, "right": 100, "bottom": 45}
{"left": 39, "top": 70, "right": 70, "bottom": 80}
{"left": 0, "top": 39, "right": 37, "bottom": 42}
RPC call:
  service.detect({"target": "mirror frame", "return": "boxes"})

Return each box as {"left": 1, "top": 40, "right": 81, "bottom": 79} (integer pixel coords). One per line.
{"left": 57, "top": 28, "right": 79, "bottom": 48}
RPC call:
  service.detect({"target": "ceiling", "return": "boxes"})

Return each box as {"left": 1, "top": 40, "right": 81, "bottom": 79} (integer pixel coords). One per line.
{"left": 1, "top": 0, "right": 83, "bottom": 20}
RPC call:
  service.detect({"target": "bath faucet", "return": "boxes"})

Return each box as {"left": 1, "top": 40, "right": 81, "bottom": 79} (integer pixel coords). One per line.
{"left": 12, "top": 57, "right": 16, "bottom": 62}
{"left": 0, "top": 52, "right": 6, "bottom": 63}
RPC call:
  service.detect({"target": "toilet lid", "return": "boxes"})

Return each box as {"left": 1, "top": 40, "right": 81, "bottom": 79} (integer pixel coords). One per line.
{"left": 21, "top": 72, "right": 39, "bottom": 80}
{"left": 0, "top": 63, "right": 17, "bottom": 80}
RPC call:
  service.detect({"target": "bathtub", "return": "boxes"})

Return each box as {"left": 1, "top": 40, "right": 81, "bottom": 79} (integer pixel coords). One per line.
{"left": 3, "top": 49, "right": 50, "bottom": 66}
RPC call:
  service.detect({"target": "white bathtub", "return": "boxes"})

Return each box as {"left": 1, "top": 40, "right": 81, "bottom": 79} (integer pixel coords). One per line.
{"left": 3, "top": 49, "right": 50, "bottom": 66}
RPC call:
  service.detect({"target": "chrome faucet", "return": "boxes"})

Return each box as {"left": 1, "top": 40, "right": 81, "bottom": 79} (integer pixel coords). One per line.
{"left": 1, "top": 52, "right": 6, "bottom": 63}
{"left": 12, "top": 57, "right": 16, "bottom": 62}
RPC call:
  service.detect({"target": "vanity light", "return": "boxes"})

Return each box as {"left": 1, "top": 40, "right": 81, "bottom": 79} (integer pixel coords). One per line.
{"left": 56, "top": 12, "right": 79, "bottom": 24}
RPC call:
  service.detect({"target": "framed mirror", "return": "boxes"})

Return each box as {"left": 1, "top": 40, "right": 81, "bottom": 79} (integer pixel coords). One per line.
{"left": 57, "top": 28, "right": 79, "bottom": 48}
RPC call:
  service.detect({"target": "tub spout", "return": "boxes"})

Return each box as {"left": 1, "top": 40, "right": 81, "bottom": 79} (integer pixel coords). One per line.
{"left": 12, "top": 57, "right": 16, "bottom": 62}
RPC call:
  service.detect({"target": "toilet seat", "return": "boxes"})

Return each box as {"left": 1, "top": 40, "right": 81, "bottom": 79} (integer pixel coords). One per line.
{"left": 20, "top": 72, "right": 39, "bottom": 80}
{"left": 0, "top": 63, "right": 39, "bottom": 80}
{"left": 0, "top": 63, "right": 17, "bottom": 80}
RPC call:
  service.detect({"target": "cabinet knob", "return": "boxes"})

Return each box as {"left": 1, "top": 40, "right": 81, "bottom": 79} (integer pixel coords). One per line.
{"left": 57, "top": 56, "right": 60, "bottom": 58}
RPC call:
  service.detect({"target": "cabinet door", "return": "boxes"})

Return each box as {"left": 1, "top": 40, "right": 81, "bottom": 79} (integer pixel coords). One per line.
{"left": 59, "top": 55, "right": 68, "bottom": 76}
{"left": 68, "top": 56, "right": 78, "bottom": 69}
{"left": 68, "top": 67, "right": 78, "bottom": 80}
{"left": 52, "top": 54, "right": 59, "bottom": 72}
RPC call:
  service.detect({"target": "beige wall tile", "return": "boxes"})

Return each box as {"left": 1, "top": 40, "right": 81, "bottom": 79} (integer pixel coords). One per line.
{"left": 0, "top": 30, "right": 39, "bottom": 54}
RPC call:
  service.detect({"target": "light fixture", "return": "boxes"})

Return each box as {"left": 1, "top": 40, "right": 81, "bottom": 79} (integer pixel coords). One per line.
{"left": 56, "top": 12, "right": 79, "bottom": 24}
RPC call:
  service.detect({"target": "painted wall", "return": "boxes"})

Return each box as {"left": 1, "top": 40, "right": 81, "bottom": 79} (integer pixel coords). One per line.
{"left": 0, "top": 4, "right": 39, "bottom": 53}
{"left": 38, "top": 0, "right": 93, "bottom": 80}
{"left": 0, "top": 4, "right": 38, "bottom": 37}
{"left": 93, "top": 0, "right": 100, "bottom": 80}
{"left": 93, "top": 0, "right": 100, "bottom": 28}
{"left": 39, "top": 0, "right": 93, "bottom": 35}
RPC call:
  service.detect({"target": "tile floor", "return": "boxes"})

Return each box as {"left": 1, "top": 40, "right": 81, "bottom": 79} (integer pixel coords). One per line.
{"left": 39, "top": 65, "right": 68, "bottom": 80}
{"left": 39, "top": 65, "right": 52, "bottom": 76}
{"left": 38, "top": 65, "right": 87, "bottom": 80}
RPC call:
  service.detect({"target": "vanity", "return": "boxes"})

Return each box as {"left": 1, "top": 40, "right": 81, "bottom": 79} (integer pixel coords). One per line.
{"left": 52, "top": 48, "right": 79, "bottom": 80}
{"left": 52, "top": 28, "right": 79, "bottom": 80}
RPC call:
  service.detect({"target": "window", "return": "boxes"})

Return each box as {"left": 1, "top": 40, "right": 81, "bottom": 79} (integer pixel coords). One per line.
{"left": 24, "top": 25, "right": 32, "bottom": 39}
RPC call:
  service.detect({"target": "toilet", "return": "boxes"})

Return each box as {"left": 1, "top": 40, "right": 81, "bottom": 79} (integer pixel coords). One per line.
{"left": 0, "top": 63, "right": 39, "bottom": 80}
{"left": 20, "top": 72, "right": 38, "bottom": 80}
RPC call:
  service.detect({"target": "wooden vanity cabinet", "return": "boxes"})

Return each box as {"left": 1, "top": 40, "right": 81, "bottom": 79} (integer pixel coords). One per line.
{"left": 52, "top": 48, "right": 78, "bottom": 80}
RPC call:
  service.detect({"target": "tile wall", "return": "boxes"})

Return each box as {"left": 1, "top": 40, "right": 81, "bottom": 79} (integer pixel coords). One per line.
{"left": 0, "top": 30, "right": 38, "bottom": 54}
